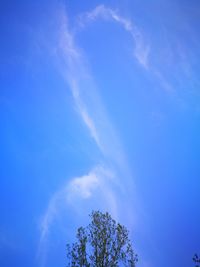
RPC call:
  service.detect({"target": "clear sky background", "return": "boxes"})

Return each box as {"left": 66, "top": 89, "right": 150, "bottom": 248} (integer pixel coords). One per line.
{"left": 0, "top": 1, "right": 200, "bottom": 267}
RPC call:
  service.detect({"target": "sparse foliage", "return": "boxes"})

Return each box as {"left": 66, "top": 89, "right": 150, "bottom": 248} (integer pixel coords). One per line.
{"left": 66, "top": 211, "right": 138, "bottom": 267}
{"left": 193, "top": 254, "right": 200, "bottom": 267}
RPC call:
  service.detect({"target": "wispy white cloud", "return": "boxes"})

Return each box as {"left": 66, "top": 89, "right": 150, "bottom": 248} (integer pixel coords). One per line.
{"left": 79, "top": 4, "right": 150, "bottom": 69}
{"left": 57, "top": 8, "right": 134, "bottom": 172}
{"left": 37, "top": 191, "right": 61, "bottom": 267}
{"left": 67, "top": 78, "right": 103, "bottom": 151}
{"left": 57, "top": 11, "right": 105, "bottom": 152}
{"left": 80, "top": 5, "right": 181, "bottom": 93}
{"left": 37, "top": 166, "right": 119, "bottom": 266}
{"left": 38, "top": 5, "right": 138, "bottom": 266}
{"left": 66, "top": 166, "right": 118, "bottom": 214}
{"left": 40, "top": 166, "right": 117, "bottom": 235}
{"left": 68, "top": 169, "right": 100, "bottom": 199}
{"left": 153, "top": 70, "right": 174, "bottom": 92}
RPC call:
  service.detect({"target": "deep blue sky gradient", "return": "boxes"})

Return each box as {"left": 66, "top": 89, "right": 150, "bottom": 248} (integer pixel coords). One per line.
{"left": 0, "top": 1, "right": 200, "bottom": 267}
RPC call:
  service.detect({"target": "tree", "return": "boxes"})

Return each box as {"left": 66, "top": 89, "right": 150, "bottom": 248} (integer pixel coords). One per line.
{"left": 193, "top": 254, "right": 200, "bottom": 267}
{"left": 66, "top": 211, "right": 138, "bottom": 267}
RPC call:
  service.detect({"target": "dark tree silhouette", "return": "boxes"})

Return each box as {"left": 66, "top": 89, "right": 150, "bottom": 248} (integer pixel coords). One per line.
{"left": 193, "top": 254, "right": 200, "bottom": 267}
{"left": 66, "top": 211, "right": 138, "bottom": 267}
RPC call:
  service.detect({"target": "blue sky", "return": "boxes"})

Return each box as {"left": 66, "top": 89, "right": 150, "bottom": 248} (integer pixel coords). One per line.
{"left": 0, "top": 0, "right": 200, "bottom": 267}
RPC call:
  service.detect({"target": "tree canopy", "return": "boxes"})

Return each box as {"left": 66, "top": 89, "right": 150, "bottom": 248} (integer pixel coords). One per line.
{"left": 193, "top": 254, "right": 200, "bottom": 267}
{"left": 66, "top": 211, "right": 138, "bottom": 267}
